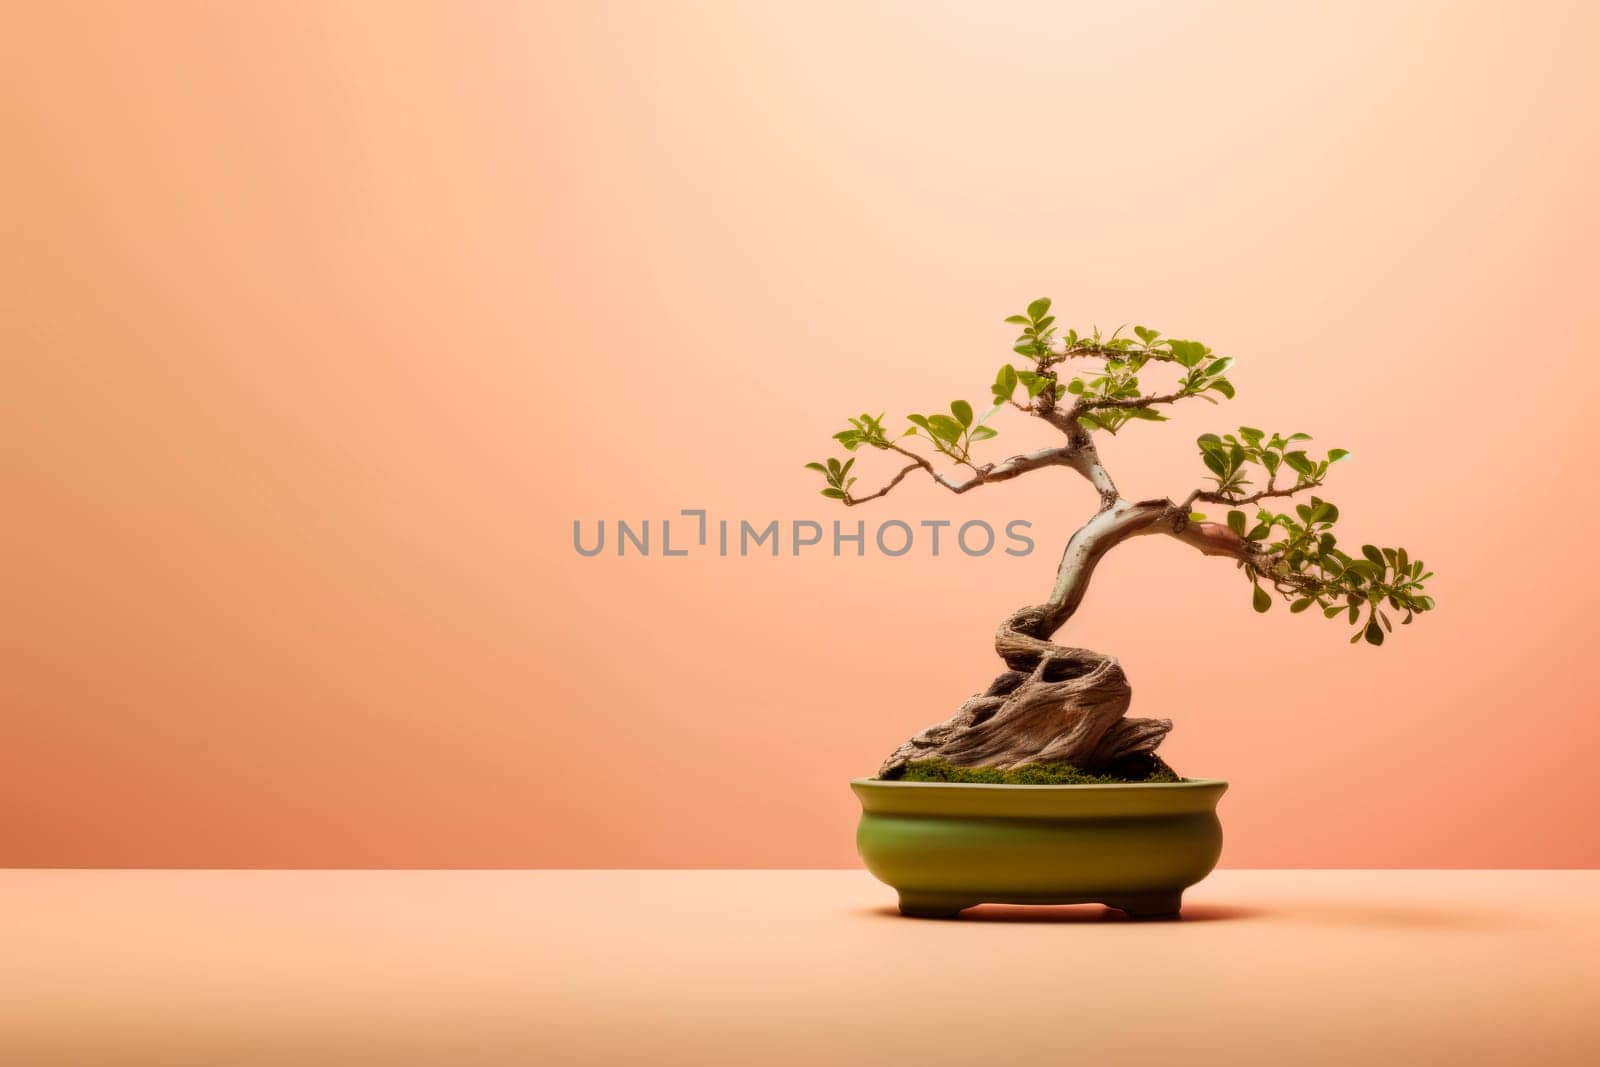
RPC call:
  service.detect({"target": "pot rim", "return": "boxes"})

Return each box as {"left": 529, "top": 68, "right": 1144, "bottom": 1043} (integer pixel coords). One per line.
{"left": 851, "top": 776, "right": 1227, "bottom": 817}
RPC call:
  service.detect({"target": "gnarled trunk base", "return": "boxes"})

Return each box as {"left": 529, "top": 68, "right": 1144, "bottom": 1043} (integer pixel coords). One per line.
{"left": 878, "top": 607, "right": 1172, "bottom": 779}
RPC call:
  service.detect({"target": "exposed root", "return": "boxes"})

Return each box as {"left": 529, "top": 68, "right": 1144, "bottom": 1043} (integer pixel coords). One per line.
{"left": 878, "top": 606, "right": 1172, "bottom": 779}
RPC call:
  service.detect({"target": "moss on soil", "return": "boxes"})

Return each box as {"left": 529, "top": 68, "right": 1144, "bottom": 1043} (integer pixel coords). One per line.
{"left": 897, "top": 755, "right": 1182, "bottom": 785}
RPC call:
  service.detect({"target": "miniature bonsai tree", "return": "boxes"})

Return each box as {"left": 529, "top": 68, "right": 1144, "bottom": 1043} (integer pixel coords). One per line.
{"left": 809, "top": 298, "right": 1436, "bottom": 782}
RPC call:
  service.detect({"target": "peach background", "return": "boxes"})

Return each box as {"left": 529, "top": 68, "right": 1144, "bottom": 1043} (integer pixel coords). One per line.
{"left": 4, "top": 1, "right": 1598, "bottom": 868}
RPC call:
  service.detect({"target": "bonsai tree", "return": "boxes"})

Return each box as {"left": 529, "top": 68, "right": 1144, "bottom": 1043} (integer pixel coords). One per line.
{"left": 810, "top": 298, "right": 1435, "bottom": 782}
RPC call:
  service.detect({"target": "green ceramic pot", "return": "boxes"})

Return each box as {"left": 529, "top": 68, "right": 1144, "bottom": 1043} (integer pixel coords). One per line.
{"left": 851, "top": 777, "right": 1227, "bottom": 919}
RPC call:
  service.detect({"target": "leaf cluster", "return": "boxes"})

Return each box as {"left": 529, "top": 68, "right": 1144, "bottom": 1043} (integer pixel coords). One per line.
{"left": 1223, "top": 487, "right": 1435, "bottom": 644}
{"left": 803, "top": 456, "right": 856, "bottom": 500}
{"left": 1003, "top": 296, "right": 1060, "bottom": 361}
{"left": 809, "top": 299, "right": 1244, "bottom": 501}
{"left": 1196, "top": 427, "right": 1347, "bottom": 498}
{"left": 992, "top": 301, "right": 1234, "bottom": 433}
{"left": 903, "top": 399, "right": 996, "bottom": 464}
{"left": 990, "top": 363, "right": 1053, "bottom": 408}
{"left": 830, "top": 411, "right": 893, "bottom": 453}
{"left": 803, "top": 296, "right": 1438, "bottom": 651}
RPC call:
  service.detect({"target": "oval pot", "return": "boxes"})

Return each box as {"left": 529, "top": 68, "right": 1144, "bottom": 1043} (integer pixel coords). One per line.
{"left": 852, "top": 777, "right": 1227, "bottom": 919}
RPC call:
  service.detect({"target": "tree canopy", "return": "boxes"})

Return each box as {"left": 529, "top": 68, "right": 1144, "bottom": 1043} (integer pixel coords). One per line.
{"left": 808, "top": 299, "right": 1434, "bottom": 646}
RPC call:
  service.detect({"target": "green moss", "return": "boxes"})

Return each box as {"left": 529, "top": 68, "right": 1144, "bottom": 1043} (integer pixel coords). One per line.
{"left": 897, "top": 756, "right": 1182, "bottom": 785}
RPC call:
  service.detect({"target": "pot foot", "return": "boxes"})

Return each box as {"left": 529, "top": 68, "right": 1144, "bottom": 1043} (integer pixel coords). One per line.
{"left": 897, "top": 893, "right": 974, "bottom": 919}
{"left": 1107, "top": 891, "right": 1183, "bottom": 920}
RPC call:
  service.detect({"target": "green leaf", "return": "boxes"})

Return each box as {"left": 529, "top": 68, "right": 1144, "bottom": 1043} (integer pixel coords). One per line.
{"left": 1134, "top": 325, "right": 1159, "bottom": 344}
{"left": 1188, "top": 511, "right": 1207, "bottom": 523}
{"left": 1361, "top": 544, "right": 1386, "bottom": 569}
{"left": 992, "top": 364, "right": 1019, "bottom": 403}
{"left": 1290, "top": 597, "right": 1314, "bottom": 613}
{"left": 1327, "top": 448, "right": 1350, "bottom": 463}
{"left": 1124, "top": 407, "right": 1167, "bottom": 421}
{"left": 1346, "top": 560, "right": 1381, "bottom": 582}
{"left": 1026, "top": 297, "right": 1052, "bottom": 320}
{"left": 951, "top": 399, "right": 973, "bottom": 427}
{"left": 1168, "top": 339, "right": 1207, "bottom": 367}
{"left": 927, "top": 414, "right": 964, "bottom": 443}
{"left": 826, "top": 458, "right": 841, "bottom": 477}
{"left": 1203, "top": 450, "right": 1228, "bottom": 477}
{"left": 820, "top": 488, "right": 845, "bottom": 500}
{"left": 970, "top": 425, "right": 998, "bottom": 441}
{"left": 1364, "top": 618, "right": 1384, "bottom": 646}
{"left": 804, "top": 462, "right": 827, "bottom": 473}
{"left": 1284, "top": 451, "right": 1314, "bottom": 476}
{"left": 1003, "top": 314, "right": 1030, "bottom": 325}
{"left": 1209, "top": 379, "right": 1236, "bottom": 399}
{"left": 1226, "top": 510, "right": 1246, "bottom": 536}
{"left": 1240, "top": 426, "right": 1264, "bottom": 445}
{"left": 1252, "top": 584, "right": 1272, "bottom": 613}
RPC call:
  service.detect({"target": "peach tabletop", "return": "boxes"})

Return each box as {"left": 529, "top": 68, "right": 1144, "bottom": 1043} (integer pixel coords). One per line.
{"left": 4, "top": 2, "right": 1600, "bottom": 868}
{"left": 1, "top": 869, "right": 1597, "bottom": 1065}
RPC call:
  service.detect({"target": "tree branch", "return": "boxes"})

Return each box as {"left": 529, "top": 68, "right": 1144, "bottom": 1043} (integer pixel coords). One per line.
{"left": 1163, "top": 514, "right": 1260, "bottom": 560}
{"left": 1160, "top": 512, "right": 1324, "bottom": 595}
{"left": 1031, "top": 408, "right": 1120, "bottom": 507}
{"left": 844, "top": 444, "right": 1079, "bottom": 505}
{"left": 1045, "top": 342, "right": 1181, "bottom": 368}
{"left": 1183, "top": 478, "right": 1325, "bottom": 509}
{"left": 843, "top": 462, "right": 924, "bottom": 505}
{"left": 1028, "top": 497, "right": 1332, "bottom": 643}
{"left": 1072, "top": 390, "right": 1189, "bottom": 414}
{"left": 1039, "top": 500, "right": 1170, "bottom": 628}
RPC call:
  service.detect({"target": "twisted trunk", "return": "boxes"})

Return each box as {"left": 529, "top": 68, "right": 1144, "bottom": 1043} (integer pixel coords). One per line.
{"left": 852, "top": 356, "right": 1285, "bottom": 780}
{"left": 878, "top": 499, "right": 1187, "bottom": 778}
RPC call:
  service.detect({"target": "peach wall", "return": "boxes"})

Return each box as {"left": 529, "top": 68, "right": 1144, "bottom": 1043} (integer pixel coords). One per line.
{"left": 3, "top": 1, "right": 1598, "bottom": 868}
